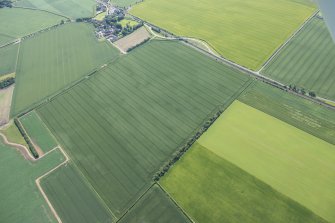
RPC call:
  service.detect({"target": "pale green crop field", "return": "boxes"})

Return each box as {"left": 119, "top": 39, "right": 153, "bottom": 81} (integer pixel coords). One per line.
{"left": 111, "top": 0, "right": 141, "bottom": 7}
{"left": 161, "top": 143, "right": 326, "bottom": 223}
{"left": 20, "top": 111, "right": 58, "bottom": 153}
{"left": 198, "top": 101, "right": 335, "bottom": 222}
{"left": 0, "top": 8, "right": 63, "bottom": 39}
{"left": 0, "top": 43, "right": 19, "bottom": 76}
{"left": 131, "top": 0, "right": 316, "bottom": 70}
{"left": 0, "top": 141, "right": 64, "bottom": 223}
{"left": 14, "top": 0, "right": 95, "bottom": 19}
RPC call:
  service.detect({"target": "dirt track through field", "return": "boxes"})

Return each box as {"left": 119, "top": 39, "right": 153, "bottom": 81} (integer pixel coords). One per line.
{"left": 0, "top": 132, "right": 35, "bottom": 161}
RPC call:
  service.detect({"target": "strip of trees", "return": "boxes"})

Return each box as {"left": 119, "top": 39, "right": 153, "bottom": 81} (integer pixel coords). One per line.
{"left": 0, "top": 77, "right": 14, "bottom": 89}
{"left": 14, "top": 118, "right": 39, "bottom": 158}
{"left": 0, "top": 0, "right": 12, "bottom": 8}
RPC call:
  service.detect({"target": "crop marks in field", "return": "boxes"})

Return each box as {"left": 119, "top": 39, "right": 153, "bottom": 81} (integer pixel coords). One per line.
{"left": 130, "top": 0, "right": 316, "bottom": 70}
{"left": 119, "top": 184, "right": 190, "bottom": 223}
{"left": 14, "top": 0, "right": 96, "bottom": 19}
{"left": 0, "top": 141, "right": 64, "bottom": 223}
{"left": 262, "top": 17, "right": 335, "bottom": 100}
{"left": 197, "top": 101, "right": 335, "bottom": 222}
{"left": 37, "top": 40, "right": 250, "bottom": 218}
{"left": 12, "top": 22, "right": 119, "bottom": 115}
{"left": 19, "top": 111, "right": 58, "bottom": 153}
{"left": 0, "top": 8, "right": 63, "bottom": 41}
{"left": 161, "top": 143, "right": 326, "bottom": 223}
{"left": 41, "top": 163, "right": 114, "bottom": 223}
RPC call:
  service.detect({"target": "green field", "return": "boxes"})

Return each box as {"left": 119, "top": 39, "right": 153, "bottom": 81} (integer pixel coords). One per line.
{"left": 111, "top": 0, "right": 141, "bottom": 7}
{"left": 0, "top": 33, "right": 15, "bottom": 46}
{"left": 119, "top": 19, "right": 139, "bottom": 28}
{"left": 130, "top": 0, "right": 315, "bottom": 70}
{"left": 161, "top": 143, "right": 326, "bottom": 223}
{"left": 1, "top": 122, "right": 28, "bottom": 147}
{"left": 197, "top": 101, "right": 335, "bottom": 222}
{"left": 262, "top": 18, "right": 335, "bottom": 100}
{"left": 0, "top": 8, "right": 63, "bottom": 40}
{"left": 41, "top": 163, "right": 114, "bottom": 223}
{"left": 120, "top": 184, "right": 190, "bottom": 223}
{"left": 19, "top": 111, "right": 58, "bottom": 153}
{"left": 12, "top": 22, "right": 119, "bottom": 115}
{"left": 239, "top": 81, "right": 335, "bottom": 145}
{"left": 0, "top": 43, "right": 19, "bottom": 76}
{"left": 14, "top": 0, "right": 95, "bottom": 19}
{"left": 0, "top": 141, "right": 65, "bottom": 223}
{"left": 37, "top": 40, "right": 250, "bottom": 218}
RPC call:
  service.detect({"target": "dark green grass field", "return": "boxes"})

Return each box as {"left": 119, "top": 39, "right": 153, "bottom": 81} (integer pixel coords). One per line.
{"left": 41, "top": 163, "right": 114, "bottom": 223}
{"left": 161, "top": 143, "right": 326, "bottom": 223}
{"left": 37, "top": 40, "right": 250, "bottom": 218}
{"left": 19, "top": 111, "right": 58, "bottom": 153}
{"left": 262, "top": 17, "right": 335, "bottom": 100}
{"left": 0, "top": 141, "right": 64, "bottom": 223}
{"left": 0, "top": 8, "right": 63, "bottom": 40}
{"left": 119, "top": 184, "right": 190, "bottom": 223}
{"left": 238, "top": 81, "right": 335, "bottom": 145}
{"left": 0, "top": 43, "right": 19, "bottom": 76}
{"left": 14, "top": 0, "right": 96, "bottom": 19}
{"left": 12, "top": 22, "right": 119, "bottom": 115}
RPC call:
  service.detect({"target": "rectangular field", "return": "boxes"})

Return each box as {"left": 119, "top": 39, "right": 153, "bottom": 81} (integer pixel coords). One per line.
{"left": 0, "top": 141, "right": 64, "bottom": 223}
{"left": 115, "top": 26, "right": 151, "bottom": 52}
{"left": 161, "top": 143, "right": 326, "bottom": 223}
{"left": 19, "top": 111, "right": 58, "bottom": 153}
{"left": 41, "top": 163, "right": 114, "bottom": 223}
{"left": 262, "top": 17, "right": 335, "bottom": 100}
{"left": 239, "top": 81, "right": 335, "bottom": 145}
{"left": 0, "top": 8, "right": 63, "bottom": 39}
{"left": 14, "top": 0, "right": 96, "bottom": 19}
{"left": 130, "top": 0, "right": 315, "bottom": 70}
{"left": 0, "top": 43, "right": 19, "bottom": 76}
{"left": 197, "top": 101, "right": 335, "bottom": 222}
{"left": 119, "top": 184, "right": 190, "bottom": 223}
{"left": 37, "top": 40, "right": 250, "bottom": 218}
{"left": 12, "top": 22, "right": 119, "bottom": 115}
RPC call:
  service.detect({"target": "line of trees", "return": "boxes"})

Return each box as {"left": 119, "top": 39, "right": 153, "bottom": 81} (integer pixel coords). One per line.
{"left": 153, "top": 109, "right": 224, "bottom": 181}
{"left": 0, "top": 77, "right": 14, "bottom": 89}
{"left": 127, "top": 37, "right": 150, "bottom": 52}
{"left": 287, "top": 84, "right": 316, "bottom": 98}
{"left": 0, "top": 0, "right": 12, "bottom": 8}
{"left": 14, "top": 119, "right": 39, "bottom": 158}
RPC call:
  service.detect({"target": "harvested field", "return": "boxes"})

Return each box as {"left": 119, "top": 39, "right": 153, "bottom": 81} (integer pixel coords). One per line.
{"left": 114, "top": 26, "right": 151, "bottom": 52}
{"left": 161, "top": 143, "right": 326, "bottom": 223}
{"left": 0, "top": 85, "right": 14, "bottom": 125}
{"left": 198, "top": 101, "right": 335, "bottom": 222}
{"left": 262, "top": 17, "right": 335, "bottom": 100}
{"left": 12, "top": 22, "right": 119, "bottom": 115}
{"left": 131, "top": 0, "right": 316, "bottom": 70}
{"left": 37, "top": 40, "right": 250, "bottom": 218}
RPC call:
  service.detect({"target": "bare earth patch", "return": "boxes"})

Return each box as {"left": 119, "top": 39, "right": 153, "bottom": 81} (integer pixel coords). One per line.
{"left": 114, "top": 26, "right": 151, "bottom": 52}
{"left": 0, "top": 85, "right": 14, "bottom": 125}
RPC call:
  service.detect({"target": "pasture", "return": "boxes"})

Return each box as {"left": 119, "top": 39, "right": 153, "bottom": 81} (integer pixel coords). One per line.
{"left": 119, "top": 185, "right": 190, "bottom": 223}
{"left": 0, "top": 8, "right": 63, "bottom": 39}
{"left": 262, "top": 17, "right": 335, "bottom": 100}
{"left": 161, "top": 143, "right": 326, "bottom": 223}
{"left": 111, "top": 0, "right": 141, "bottom": 7}
{"left": 0, "top": 33, "right": 14, "bottom": 46}
{"left": 41, "top": 163, "right": 114, "bottom": 223}
{"left": 0, "top": 141, "right": 64, "bottom": 223}
{"left": 1, "top": 122, "right": 28, "bottom": 147}
{"left": 0, "top": 43, "right": 19, "bottom": 76}
{"left": 130, "top": 0, "right": 316, "bottom": 70}
{"left": 37, "top": 40, "right": 250, "bottom": 218}
{"left": 198, "top": 101, "right": 335, "bottom": 222}
{"left": 239, "top": 81, "right": 335, "bottom": 145}
{"left": 12, "top": 22, "right": 119, "bottom": 115}
{"left": 14, "top": 0, "right": 95, "bottom": 19}
{"left": 19, "top": 111, "right": 58, "bottom": 153}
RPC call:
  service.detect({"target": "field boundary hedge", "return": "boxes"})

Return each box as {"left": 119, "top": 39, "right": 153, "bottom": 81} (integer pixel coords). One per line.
{"left": 14, "top": 118, "right": 39, "bottom": 158}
